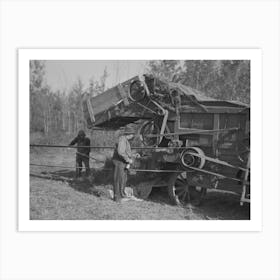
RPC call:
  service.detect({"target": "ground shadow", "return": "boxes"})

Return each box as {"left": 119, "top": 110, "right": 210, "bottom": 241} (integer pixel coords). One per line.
{"left": 195, "top": 190, "right": 250, "bottom": 220}
{"left": 31, "top": 166, "right": 113, "bottom": 198}
{"left": 148, "top": 187, "right": 171, "bottom": 204}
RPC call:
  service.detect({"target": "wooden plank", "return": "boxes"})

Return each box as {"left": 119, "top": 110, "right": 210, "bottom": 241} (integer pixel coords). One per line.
{"left": 213, "top": 114, "right": 219, "bottom": 156}
{"left": 86, "top": 98, "right": 95, "bottom": 122}
{"left": 89, "top": 87, "right": 123, "bottom": 115}
{"left": 179, "top": 113, "right": 213, "bottom": 130}
{"left": 179, "top": 106, "right": 248, "bottom": 114}
{"left": 88, "top": 76, "right": 139, "bottom": 116}
{"left": 117, "top": 84, "right": 129, "bottom": 106}
{"left": 240, "top": 152, "right": 250, "bottom": 205}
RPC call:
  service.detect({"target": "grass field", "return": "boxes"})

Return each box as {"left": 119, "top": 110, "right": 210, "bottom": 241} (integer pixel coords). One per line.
{"left": 30, "top": 147, "right": 250, "bottom": 220}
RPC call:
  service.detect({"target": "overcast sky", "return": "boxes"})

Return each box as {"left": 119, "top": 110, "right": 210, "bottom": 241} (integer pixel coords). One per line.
{"left": 44, "top": 60, "right": 148, "bottom": 92}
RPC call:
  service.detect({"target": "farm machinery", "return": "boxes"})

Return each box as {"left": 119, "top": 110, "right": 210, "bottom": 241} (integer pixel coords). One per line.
{"left": 83, "top": 74, "right": 250, "bottom": 206}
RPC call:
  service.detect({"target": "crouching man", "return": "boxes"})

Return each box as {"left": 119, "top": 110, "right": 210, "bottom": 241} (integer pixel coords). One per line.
{"left": 69, "top": 130, "right": 91, "bottom": 178}
{"left": 112, "top": 127, "right": 137, "bottom": 202}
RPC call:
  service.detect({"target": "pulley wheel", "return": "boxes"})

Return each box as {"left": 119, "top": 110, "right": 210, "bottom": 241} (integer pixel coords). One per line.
{"left": 181, "top": 147, "right": 206, "bottom": 169}
{"left": 129, "top": 80, "right": 146, "bottom": 102}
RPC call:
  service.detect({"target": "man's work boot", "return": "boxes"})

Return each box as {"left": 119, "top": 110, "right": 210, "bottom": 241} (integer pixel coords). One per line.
{"left": 76, "top": 168, "right": 81, "bottom": 178}
{"left": 120, "top": 187, "right": 127, "bottom": 198}
{"left": 114, "top": 197, "right": 121, "bottom": 203}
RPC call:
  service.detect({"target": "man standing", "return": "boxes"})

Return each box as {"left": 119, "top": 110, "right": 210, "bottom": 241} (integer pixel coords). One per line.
{"left": 112, "top": 127, "right": 136, "bottom": 202}
{"left": 69, "top": 130, "right": 91, "bottom": 178}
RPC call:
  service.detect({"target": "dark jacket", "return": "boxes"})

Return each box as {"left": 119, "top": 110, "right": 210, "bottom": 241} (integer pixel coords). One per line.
{"left": 112, "top": 136, "right": 132, "bottom": 164}
{"left": 69, "top": 136, "right": 91, "bottom": 155}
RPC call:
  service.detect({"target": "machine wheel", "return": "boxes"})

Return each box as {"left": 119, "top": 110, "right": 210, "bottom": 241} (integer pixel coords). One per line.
{"left": 168, "top": 172, "right": 207, "bottom": 206}
{"left": 180, "top": 147, "right": 206, "bottom": 169}
{"left": 129, "top": 80, "right": 146, "bottom": 102}
{"left": 139, "top": 120, "right": 160, "bottom": 147}
{"left": 134, "top": 182, "right": 153, "bottom": 200}
{"left": 139, "top": 120, "right": 172, "bottom": 147}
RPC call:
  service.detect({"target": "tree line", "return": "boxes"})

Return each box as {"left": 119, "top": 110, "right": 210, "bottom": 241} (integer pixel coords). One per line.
{"left": 30, "top": 60, "right": 108, "bottom": 136}
{"left": 148, "top": 60, "right": 250, "bottom": 104}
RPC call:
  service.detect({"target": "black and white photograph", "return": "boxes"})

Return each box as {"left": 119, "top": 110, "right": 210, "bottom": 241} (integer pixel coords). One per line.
{"left": 29, "top": 58, "right": 251, "bottom": 221}
{"left": 2, "top": 1, "right": 280, "bottom": 279}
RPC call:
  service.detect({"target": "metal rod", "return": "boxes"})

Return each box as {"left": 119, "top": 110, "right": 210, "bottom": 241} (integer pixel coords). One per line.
{"left": 145, "top": 127, "right": 239, "bottom": 138}
{"left": 135, "top": 100, "right": 158, "bottom": 114}
{"left": 30, "top": 144, "right": 186, "bottom": 150}
{"left": 30, "top": 144, "right": 116, "bottom": 149}
{"left": 30, "top": 163, "right": 249, "bottom": 184}
{"left": 30, "top": 163, "right": 84, "bottom": 169}
{"left": 76, "top": 151, "right": 105, "bottom": 163}
{"left": 30, "top": 128, "right": 239, "bottom": 150}
{"left": 186, "top": 152, "right": 248, "bottom": 172}
{"left": 30, "top": 163, "right": 185, "bottom": 173}
{"left": 30, "top": 162, "right": 249, "bottom": 184}
{"left": 186, "top": 165, "right": 249, "bottom": 185}
{"left": 132, "top": 169, "right": 185, "bottom": 173}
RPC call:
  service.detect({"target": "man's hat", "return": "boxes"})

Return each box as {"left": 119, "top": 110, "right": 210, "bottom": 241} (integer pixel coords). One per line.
{"left": 78, "top": 130, "right": 86, "bottom": 137}
{"left": 122, "top": 126, "right": 135, "bottom": 135}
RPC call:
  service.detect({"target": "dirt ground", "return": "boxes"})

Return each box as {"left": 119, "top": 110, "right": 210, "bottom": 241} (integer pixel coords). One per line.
{"left": 30, "top": 148, "right": 250, "bottom": 220}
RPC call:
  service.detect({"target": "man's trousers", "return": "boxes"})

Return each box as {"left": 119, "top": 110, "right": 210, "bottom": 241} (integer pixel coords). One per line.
{"left": 76, "top": 154, "right": 90, "bottom": 177}
{"left": 112, "top": 159, "right": 127, "bottom": 201}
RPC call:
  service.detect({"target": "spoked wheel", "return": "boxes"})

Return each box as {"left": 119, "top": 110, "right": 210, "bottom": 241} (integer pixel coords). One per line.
{"left": 168, "top": 172, "right": 207, "bottom": 206}
{"left": 139, "top": 120, "right": 172, "bottom": 147}
{"left": 139, "top": 120, "right": 160, "bottom": 147}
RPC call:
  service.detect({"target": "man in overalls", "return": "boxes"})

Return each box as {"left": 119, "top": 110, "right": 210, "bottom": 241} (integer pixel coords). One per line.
{"left": 69, "top": 130, "right": 91, "bottom": 178}
{"left": 112, "top": 127, "right": 135, "bottom": 202}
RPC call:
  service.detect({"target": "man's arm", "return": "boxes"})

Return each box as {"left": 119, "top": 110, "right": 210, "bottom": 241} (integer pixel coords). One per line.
{"left": 69, "top": 137, "right": 78, "bottom": 146}
{"left": 117, "top": 136, "right": 131, "bottom": 163}
{"left": 85, "top": 138, "right": 91, "bottom": 154}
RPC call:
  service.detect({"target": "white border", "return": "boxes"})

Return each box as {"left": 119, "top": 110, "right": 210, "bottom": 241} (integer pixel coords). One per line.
{"left": 19, "top": 49, "right": 262, "bottom": 231}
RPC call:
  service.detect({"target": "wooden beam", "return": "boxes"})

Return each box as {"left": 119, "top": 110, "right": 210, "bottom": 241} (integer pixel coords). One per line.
{"left": 117, "top": 84, "right": 129, "bottom": 106}
{"left": 213, "top": 114, "right": 219, "bottom": 156}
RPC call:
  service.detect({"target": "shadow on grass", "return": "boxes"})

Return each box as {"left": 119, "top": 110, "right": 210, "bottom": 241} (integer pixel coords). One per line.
{"left": 31, "top": 159, "right": 114, "bottom": 198}
{"left": 195, "top": 190, "right": 250, "bottom": 220}
{"left": 31, "top": 158, "right": 171, "bottom": 205}
{"left": 149, "top": 187, "right": 171, "bottom": 205}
